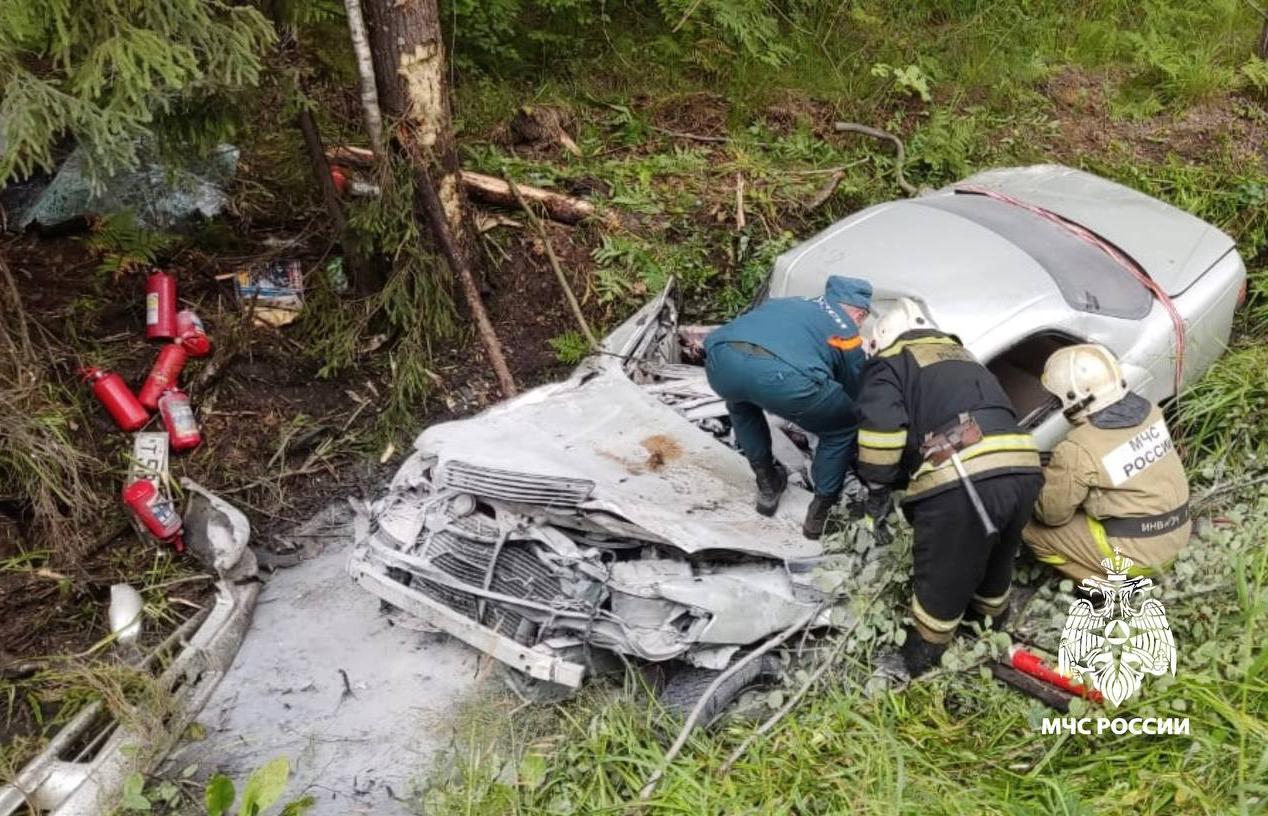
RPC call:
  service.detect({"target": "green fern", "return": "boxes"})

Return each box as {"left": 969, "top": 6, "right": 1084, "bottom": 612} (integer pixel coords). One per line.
{"left": 82, "top": 212, "right": 179, "bottom": 279}
{"left": 548, "top": 331, "right": 591, "bottom": 365}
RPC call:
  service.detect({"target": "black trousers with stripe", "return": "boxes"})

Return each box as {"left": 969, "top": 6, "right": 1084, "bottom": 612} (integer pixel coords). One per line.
{"left": 905, "top": 472, "right": 1044, "bottom": 643}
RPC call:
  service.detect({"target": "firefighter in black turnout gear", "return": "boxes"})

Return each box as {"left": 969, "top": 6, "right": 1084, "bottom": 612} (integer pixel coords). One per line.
{"left": 856, "top": 299, "right": 1043, "bottom": 687}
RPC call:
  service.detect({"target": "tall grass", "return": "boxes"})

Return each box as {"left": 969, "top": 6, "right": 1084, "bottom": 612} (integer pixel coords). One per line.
{"left": 0, "top": 259, "right": 108, "bottom": 563}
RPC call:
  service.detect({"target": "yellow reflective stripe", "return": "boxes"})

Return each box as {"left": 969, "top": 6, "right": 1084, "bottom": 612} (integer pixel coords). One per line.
{"left": 859, "top": 428, "right": 908, "bottom": 449}
{"left": 859, "top": 447, "right": 903, "bottom": 466}
{"left": 1086, "top": 517, "right": 1159, "bottom": 577}
{"left": 972, "top": 588, "right": 1011, "bottom": 607}
{"left": 1086, "top": 516, "right": 1114, "bottom": 560}
{"left": 1036, "top": 553, "right": 1068, "bottom": 566}
{"left": 912, "top": 433, "right": 1038, "bottom": 478}
{"left": 907, "top": 450, "right": 1041, "bottom": 498}
{"left": 912, "top": 596, "right": 961, "bottom": 633}
{"left": 878, "top": 335, "right": 958, "bottom": 358}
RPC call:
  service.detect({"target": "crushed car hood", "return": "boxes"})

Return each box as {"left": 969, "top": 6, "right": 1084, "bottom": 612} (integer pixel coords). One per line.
{"left": 413, "top": 369, "right": 822, "bottom": 560}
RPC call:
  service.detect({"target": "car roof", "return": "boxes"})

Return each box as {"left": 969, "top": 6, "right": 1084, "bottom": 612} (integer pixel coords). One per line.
{"left": 769, "top": 195, "right": 1071, "bottom": 346}
{"left": 769, "top": 165, "right": 1236, "bottom": 343}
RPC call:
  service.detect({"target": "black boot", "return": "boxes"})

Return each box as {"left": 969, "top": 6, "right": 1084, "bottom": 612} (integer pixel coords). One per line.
{"left": 867, "top": 627, "right": 949, "bottom": 696}
{"left": 802, "top": 494, "right": 838, "bottom": 539}
{"left": 900, "top": 627, "right": 948, "bottom": 679}
{"left": 752, "top": 461, "right": 787, "bottom": 517}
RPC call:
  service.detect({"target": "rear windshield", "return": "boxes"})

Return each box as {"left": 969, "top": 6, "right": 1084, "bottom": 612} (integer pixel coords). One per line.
{"left": 914, "top": 193, "right": 1152, "bottom": 320}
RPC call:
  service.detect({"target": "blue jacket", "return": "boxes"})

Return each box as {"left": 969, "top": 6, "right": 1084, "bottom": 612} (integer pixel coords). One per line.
{"left": 705, "top": 276, "right": 872, "bottom": 391}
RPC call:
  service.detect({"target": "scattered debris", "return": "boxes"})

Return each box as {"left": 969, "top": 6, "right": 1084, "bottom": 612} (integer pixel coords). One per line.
{"left": 508, "top": 105, "right": 581, "bottom": 156}
{"left": 464, "top": 171, "right": 598, "bottom": 225}
{"left": 158, "top": 387, "right": 202, "bottom": 452}
{"left": 139, "top": 343, "right": 189, "bottom": 409}
{"left": 10, "top": 143, "right": 239, "bottom": 232}
{"left": 82, "top": 365, "right": 149, "bottom": 432}
{"left": 234, "top": 258, "right": 305, "bottom": 327}
{"left": 108, "top": 583, "right": 144, "bottom": 645}
{"left": 146, "top": 269, "right": 178, "bottom": 339}
{"left": 122, "top": 477, "right": 185, "bottom": 551}
{"left": 181, "top": 479, "right": 252, "bottom": 578}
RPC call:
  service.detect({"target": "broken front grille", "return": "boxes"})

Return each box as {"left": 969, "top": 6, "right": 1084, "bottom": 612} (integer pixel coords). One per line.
{"left": 439, "top": 461, "right": 595, "bottom": 507}
{"left": 411, "top": 528, "right": 567, "bottom": 644}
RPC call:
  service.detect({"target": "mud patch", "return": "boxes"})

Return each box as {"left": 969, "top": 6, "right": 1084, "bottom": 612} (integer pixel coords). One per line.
{"left": 641, "top": 434, "right": 683, "bottom": 471}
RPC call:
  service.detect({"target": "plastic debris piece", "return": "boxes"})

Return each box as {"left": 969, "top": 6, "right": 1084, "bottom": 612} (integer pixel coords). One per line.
{"left": 181, "top": 479, "right": 252, "bottom": 577}
{"left": 14, "top": 144, "right": 239, "bottom": 232}
{"left": 108, "top": 584, "right": 144, "bottom": 644}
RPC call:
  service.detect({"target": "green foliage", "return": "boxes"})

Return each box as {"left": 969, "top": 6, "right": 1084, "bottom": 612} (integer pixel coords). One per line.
{"left": 0, "top": 0, "right": 275, "bottom": 183}
{"left": 547, "top": 330, "right": 591, "bottom": 365}
{"left": 1115, "top": 0, "right": 1244, "bottom": 111}
{"left": 298, "top": 156, "right": 459, "bottom": 428}
{"left": 871, "top": 63, "right": 934, "bottom": 103}
{"left": 655, "top": 0, "right": 792, "bottom": 67}
{"left": 239, "top": 757, "right": 292, "bottom": 816}
{"left": 1240, "top": 57, "right": 1268, "bottom": 97}
{"left": 119, "top": 773, "right": 151, "bottom": 812}
{"left": 82, "top": 212, "right": 179, "bottom": 279}
{"left": 204, "top": 774, "right": 235, "bottom": 815}
{"left": 1175, "top": 344, "right": 1268, "bottom": 461}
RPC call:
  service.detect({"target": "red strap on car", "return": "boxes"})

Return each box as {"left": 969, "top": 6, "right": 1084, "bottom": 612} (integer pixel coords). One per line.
{"left": 956, "top": 185, "right": 1185, "bottom": 395}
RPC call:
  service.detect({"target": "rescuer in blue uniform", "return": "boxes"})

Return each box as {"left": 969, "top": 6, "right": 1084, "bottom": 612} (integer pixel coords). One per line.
{"left": 704, "top": 276, "right": 873, "bottom": 539}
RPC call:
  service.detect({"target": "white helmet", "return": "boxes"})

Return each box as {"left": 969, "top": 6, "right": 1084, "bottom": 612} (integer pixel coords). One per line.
{"left": 871, "top": 297, "right": 934, "bottom": 353}
{"left": 1041, "top": 344, "right": 1127, "bottom": 421}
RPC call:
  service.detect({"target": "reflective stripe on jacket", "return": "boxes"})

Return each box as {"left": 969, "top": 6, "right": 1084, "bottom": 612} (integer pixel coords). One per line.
{"left": 1033, "top": 403, "right": 1189, "bottom": 564}
{"left": 856, "top": 330, "right": 1040, "bottom": 501}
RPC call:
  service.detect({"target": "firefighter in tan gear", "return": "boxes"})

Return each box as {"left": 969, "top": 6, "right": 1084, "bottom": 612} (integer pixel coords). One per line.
{"left": 1023, "top": 344, "right": 1190, "bottom": 580}
{"left": 857, "top": 299, "right": 1043, "bottom": 688}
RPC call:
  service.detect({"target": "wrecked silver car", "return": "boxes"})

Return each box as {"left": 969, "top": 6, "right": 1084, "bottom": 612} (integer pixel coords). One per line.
{"left": 348, "top": 164, "right": 1243, "bottom": 696}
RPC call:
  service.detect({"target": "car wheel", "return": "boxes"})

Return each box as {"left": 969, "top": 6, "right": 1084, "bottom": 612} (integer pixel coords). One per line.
{"left": 658, "top": 655, "right": 782, "bottom": 729}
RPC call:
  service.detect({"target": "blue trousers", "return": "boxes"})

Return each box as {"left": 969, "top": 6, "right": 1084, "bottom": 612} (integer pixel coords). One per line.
{"left": 705, "top": 341, "right": 859, "bottom": 497}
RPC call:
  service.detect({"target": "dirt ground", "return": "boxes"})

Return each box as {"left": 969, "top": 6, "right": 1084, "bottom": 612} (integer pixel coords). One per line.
{"left": 0, "top": 217, "right": 592, "bottom": 660}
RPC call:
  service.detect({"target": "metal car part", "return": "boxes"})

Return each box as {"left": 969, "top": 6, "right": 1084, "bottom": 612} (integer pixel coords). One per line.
{"left": 0, "top": 556, "right": 259, "bottom": 816}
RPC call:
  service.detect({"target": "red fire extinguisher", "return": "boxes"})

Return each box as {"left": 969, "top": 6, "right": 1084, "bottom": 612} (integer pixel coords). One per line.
{"left": 145, "top": 270, "right": 177, "bottom": 340}
{"left": 81, "top": 367, "right": 149, "bottom": 431}
{"left": 1008, "top": 645, "right": 1104, "bottom": 703}
{"left": 158, "top": 387, "right": 201, "bottom": 452}
{"left": 176, "top": 309, "right": 212, "bottom": 357}
{"left": 138, "top": 344, "right": 188, "bottom": 409}
{"left": 122, "top": 479, "right": 184, "bottom": 551}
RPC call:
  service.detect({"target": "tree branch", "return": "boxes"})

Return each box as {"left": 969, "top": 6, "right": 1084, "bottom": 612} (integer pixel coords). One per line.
{"left": 415, "top": 162, "right": 518, "bottom": 397}
{"left": 505, "top": 176, "right": 598, "bottom": 349}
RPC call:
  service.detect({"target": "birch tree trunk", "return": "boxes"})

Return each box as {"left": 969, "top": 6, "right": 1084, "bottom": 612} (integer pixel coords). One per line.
{"left": 361, "top": 0, "right": 475, "bottom": 258}
{"left": 342, "top": 0, "right": 384, "bottom": 155}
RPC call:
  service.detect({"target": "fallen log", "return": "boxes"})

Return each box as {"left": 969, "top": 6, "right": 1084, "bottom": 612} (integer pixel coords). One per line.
{"left": 461, "top": 171, "right": 596, "bottom": 224}
{"left": 323, "top": 147, "right": 599, "bottom": 226}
